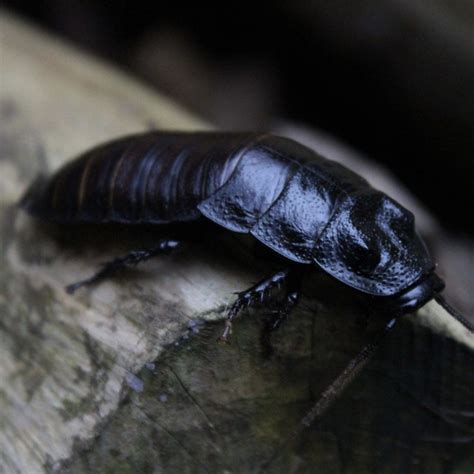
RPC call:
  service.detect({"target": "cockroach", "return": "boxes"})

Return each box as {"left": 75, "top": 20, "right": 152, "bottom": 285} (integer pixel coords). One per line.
{"left": 19, "top": 131, "right": 472, "bottom": 428}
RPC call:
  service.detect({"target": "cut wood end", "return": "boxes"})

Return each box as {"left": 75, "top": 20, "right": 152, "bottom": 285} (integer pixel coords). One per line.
{"left": 417, "top": 299, "right": 474, "bottom": 351}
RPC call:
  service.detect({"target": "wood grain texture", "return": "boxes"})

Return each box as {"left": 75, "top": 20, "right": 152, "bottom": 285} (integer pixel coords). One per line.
{"left": 0, "top": 10, "right": 473, "bottom": 474}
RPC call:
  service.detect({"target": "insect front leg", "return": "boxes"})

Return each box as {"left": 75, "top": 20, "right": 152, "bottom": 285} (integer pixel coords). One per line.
{"left": 219, "top": 268, "right": 296, "bottom": 343}
{"left": 65, "top": 239, "right": 182, "bottom": 294}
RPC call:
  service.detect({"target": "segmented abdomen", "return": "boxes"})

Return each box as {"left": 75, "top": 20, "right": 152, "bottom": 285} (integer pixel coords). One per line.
{"left": 22, "top": 132, "right": 258, "bottom": 223}
{"left": 22, "top": 132, "right": 371, "bottom": 263}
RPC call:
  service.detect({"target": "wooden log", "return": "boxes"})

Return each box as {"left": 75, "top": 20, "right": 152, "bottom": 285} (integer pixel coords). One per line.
{"left": 0, "top": 10, "right": 473, "bottom": 474}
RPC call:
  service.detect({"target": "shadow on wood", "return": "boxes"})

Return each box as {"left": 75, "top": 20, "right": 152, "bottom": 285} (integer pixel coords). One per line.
{"left": 0, "top": 9, "right": 473, "bottom": 474}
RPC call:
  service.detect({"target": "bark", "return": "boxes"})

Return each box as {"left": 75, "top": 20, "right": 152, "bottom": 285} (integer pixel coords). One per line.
{"left": 0, "top": 10, "right": 473, "bottom": 474}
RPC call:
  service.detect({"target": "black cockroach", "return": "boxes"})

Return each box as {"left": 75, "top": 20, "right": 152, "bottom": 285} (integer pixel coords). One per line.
{"left": 20, "top": 131, "right": 472, "bottom": 427}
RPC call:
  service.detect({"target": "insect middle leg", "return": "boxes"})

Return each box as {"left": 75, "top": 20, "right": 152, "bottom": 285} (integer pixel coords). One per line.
{"left": 219, "top": 268, "right": 301, "bottom": 343}
{"left": 65, "top": 239, "right": 182, "bottom": 294}
{"left": 257, "top": 271, "right": 303, "bottom": 356}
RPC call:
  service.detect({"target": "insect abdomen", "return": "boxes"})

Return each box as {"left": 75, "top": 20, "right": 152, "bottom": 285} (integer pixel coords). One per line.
{"left": 22, "top": 132, "right": 257, "bottom": 224}
{"left": 22, "top": 132, "right": 370, "bottom": 264}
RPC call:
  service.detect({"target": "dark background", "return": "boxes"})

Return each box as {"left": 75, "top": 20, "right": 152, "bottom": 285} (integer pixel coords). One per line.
{"left": 3, "top": 0, "right": 474, "bottom": 235}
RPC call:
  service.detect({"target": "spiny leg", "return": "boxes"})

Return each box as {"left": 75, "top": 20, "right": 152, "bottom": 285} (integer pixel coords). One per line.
{"left": 65, "top": 239, "right": 181, "bottom": 294}
{"left": 265, "top": 270, "right": 302, "bottom": 333}
{"left": 260, "top": 276, "right": 302, "bottom": 356}
{"left": 261, "top": 291, "right": 300, "bottom": 355}
{"left": 219, "top": 268, "right": 292, "bottom": 343}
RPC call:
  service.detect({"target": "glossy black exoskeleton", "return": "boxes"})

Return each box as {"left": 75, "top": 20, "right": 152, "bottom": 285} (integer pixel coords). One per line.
{"left": 20, "top": 131, "right": 446, "bottom": 320}
{"left": 20, "top": 131, "right": 471, "bottom": 427}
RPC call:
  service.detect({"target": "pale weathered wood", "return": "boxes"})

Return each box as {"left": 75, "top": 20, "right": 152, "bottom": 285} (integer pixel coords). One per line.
{"left": 1, "top": 10, "right": 473, "bottom": 474}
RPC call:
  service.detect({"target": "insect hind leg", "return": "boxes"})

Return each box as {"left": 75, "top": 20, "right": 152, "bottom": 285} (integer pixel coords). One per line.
{"left": 65, "top": 239, "right": 182, "bottom": 294}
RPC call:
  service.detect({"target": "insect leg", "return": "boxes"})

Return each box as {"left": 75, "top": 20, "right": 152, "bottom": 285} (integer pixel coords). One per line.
{"left": 65, "top": 239, "right": 181, "bottom": 294}
{"left": 260, "top": 274, "right": 302, "bottom": 355}
{"left": 265, "top": 271, "right": 302, "bottom": 332}
{"left": 219, "top": 269, "right": 291, "bottom": 343}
